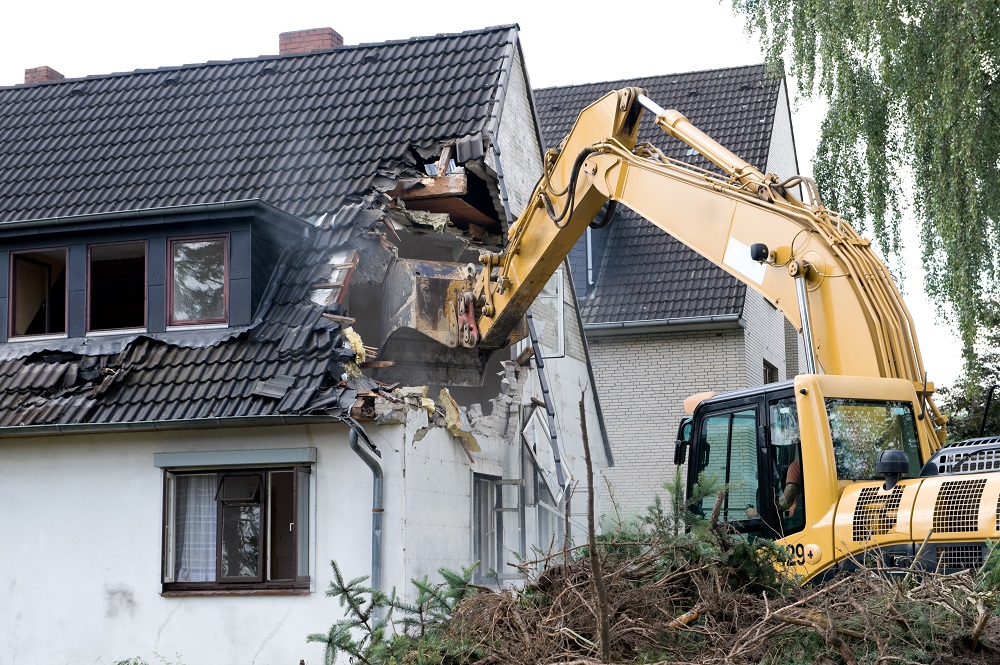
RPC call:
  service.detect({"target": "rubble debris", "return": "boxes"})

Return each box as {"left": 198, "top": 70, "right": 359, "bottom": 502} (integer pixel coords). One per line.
{"left": 439, "top": 388, "right": 480, "bottom": 460}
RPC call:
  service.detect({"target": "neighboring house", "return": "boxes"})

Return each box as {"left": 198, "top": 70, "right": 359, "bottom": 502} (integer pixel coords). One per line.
{"left": 534, "top": 65, "right": 806, "bottom": 516}
{"left": 0, "top": 26, "right": 610, "bottom": 663}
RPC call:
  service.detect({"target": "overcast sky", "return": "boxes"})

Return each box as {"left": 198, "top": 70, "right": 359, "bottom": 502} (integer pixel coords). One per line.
{"left": 0, "top": 0, "right": 964, "bottom": 385}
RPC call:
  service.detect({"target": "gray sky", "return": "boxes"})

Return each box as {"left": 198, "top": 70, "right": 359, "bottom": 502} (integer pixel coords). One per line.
{"left": 0, "top": 0, "right": 964, "bottom": 385}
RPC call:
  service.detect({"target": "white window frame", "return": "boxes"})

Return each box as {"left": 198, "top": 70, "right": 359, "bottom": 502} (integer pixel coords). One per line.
{"left": 473, "top": 474, "right": 525, "bottom": 582}
{"left": 534, "top": 268, "right": 565, "bottom": 358}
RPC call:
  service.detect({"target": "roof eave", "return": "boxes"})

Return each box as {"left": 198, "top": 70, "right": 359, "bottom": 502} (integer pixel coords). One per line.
{"left": 0, "top": 413, "right": 348, "bottom": 439}
{"left": 583, "top": 314, "right": 744, "bottom": 337}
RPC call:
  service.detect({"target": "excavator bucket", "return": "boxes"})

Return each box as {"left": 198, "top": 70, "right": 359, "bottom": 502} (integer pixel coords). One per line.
{"left": 376, "top": 257, "right": 490, "bottom": 386}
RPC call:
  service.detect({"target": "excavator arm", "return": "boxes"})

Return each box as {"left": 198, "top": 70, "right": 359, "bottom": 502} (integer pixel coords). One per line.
{"left": 381, "top": 88, "right": 946, "bottom": 446}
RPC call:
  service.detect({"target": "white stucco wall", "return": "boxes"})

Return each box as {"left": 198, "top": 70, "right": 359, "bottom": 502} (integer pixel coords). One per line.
{"left": 490, "top": 44, "right": 542, "bottom": 217}
{"left": 0, "top": 423, "right": 376, "bottom": 665}
{"left": 0, "top": 406, "right": 577, "bottom": 665}
{"left": 486, "top": 40, "right": 610, "bottom": 541}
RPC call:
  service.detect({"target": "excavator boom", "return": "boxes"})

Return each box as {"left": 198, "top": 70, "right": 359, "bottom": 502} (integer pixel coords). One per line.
{"left": 381, "top": 87, "right": 945, "bottom": 448}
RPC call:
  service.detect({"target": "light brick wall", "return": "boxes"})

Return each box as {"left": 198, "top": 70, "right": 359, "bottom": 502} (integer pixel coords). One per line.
{"left": 784, "top": 318, "right": 807, "bottom": 377}
{"left": 590, "top": 327, "right": 745, "bottom": 517}
{"left": 742, "top": 290, "right": 790, "bottom": 387}
{"left": 765, "top": 79, "right": 800, "bottom": 184}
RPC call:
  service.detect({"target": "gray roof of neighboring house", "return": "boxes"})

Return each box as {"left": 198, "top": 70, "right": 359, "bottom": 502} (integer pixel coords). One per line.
{"left": 0, "top": 26, "right": 520, "bottom": 429}
{"left": 533, "top": 64, "right": 783, "bottom": 324}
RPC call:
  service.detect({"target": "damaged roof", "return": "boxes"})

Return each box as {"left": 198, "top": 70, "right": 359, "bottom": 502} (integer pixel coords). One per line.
{"left": 0, "top": 26, "right": 523, "bottom": 431}
{"left": 534, "top": 65, "right": 782, "bottom": 324}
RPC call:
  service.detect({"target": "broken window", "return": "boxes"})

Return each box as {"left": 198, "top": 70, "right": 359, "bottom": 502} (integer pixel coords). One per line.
{"left": 168, "top": 236, "right": 227, "bottom": 326}
{"left": 10, "top": 248, "right": 67, "bottom": 337}
{"left": 473, "top": 474, "right": 524, "bottom": 582}
{"left": 88, "top": 241, "right": 146, "bottom": 332}
{"left": 162, "top": 466, "right": 309, "bottom": 589}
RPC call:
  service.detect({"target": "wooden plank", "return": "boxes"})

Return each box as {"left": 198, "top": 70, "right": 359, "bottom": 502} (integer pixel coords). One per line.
{"left": 389, "top": 173, "right": 467, "bottom": 200}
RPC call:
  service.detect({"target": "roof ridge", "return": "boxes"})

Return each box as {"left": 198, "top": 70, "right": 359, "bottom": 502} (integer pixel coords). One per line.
{"left": 2, "top": 24, "right": 520, "bottom": 92}
{"left": 533, "top": 62, "right": 771, "bottom": 93}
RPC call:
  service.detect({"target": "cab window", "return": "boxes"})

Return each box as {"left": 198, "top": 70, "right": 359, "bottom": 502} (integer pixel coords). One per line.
{"left": 826, "top": 399, "right": 921, "bottom": 480}
{"left": 769, "top": 396, "right": 805, "bottom": 536}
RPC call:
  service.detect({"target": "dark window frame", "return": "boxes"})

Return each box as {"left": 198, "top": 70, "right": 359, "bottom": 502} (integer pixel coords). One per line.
{"left": 8, "top": 247, "right": 68, "bottom": 339}
{"left": 161, "top": 465, "right": 310, "bottom": 592}
{"left": 167, "top": 234, "right": 229, "bottom": 327}
{"left": 86, "top": 240, "right": 148, "bottom": 333}
{"left": 763, "top": 360, "right": 778, "bottom": 384}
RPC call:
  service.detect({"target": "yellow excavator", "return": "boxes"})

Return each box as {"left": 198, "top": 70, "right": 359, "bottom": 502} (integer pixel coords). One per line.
{"left": 383, "top": 88, "right": 1000, "bottom": 582}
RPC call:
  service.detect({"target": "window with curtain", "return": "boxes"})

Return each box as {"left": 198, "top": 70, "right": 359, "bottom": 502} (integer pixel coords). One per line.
{"left": 162, "top": 466, "right": 309, "bottom": 590}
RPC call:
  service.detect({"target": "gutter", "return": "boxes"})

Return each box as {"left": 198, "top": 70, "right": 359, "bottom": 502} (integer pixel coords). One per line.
{"left": 0, "top": 413, "right": 350, "bottom": 438}
{"left": 0, "top": 199, "right": 313, "bottom": 240}
{"left": 583, "top": 314, "right": 744, "bottom": 338}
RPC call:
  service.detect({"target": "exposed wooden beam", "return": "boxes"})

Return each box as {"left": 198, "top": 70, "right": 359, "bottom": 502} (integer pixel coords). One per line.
{"left": 388, "top": 172, "right": 467, "bottom": 200}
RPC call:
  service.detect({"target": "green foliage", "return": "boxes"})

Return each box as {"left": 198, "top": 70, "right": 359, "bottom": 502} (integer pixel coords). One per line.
{"left": 731, "top": 0, "right": 1000, "bottom": 364}
{"left": 308, "top": 560, "right": 482, "bottom": 665}
{"left": 938, "top": 301, "right": 1000, "bottom": 439}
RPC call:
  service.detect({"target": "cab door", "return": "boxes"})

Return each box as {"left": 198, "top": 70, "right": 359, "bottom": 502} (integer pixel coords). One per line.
{"left": 689, "top": 398, "right": 771, "bottom": 538}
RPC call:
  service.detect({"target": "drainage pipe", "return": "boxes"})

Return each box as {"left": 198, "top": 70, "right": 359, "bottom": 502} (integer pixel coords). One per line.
{"left": 348, "top": 426, "right": 383, "bottom": 594}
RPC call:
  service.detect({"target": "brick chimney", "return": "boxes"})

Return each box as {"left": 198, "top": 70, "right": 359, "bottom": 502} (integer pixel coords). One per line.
{"left": 279, "top": 28, "right": 344, "bottom": 55}
{"left": 24, "top": 66, "right": 64, "bottom": 84}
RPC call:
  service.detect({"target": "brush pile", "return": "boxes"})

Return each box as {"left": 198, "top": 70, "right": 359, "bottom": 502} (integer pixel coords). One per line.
{"left": 311, "top": 490, "right": 1000, "bottom": 665}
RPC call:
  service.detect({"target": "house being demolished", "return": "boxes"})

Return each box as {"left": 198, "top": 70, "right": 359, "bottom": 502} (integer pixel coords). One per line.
{"left": 0, "top": 26, "right": 610, "bottom": 664}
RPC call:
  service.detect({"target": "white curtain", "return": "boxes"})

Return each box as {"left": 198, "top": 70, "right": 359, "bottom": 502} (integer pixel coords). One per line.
{"left": 175, "top": 474, "right": 217, "bottom": 582}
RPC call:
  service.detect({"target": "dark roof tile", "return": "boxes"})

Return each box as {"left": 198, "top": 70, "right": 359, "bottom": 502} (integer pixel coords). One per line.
{"left": 534, "top": 65, "right": 782, "bottom": 323}
{"left": 0, "top": 26, "right": 519, "bottom": 428}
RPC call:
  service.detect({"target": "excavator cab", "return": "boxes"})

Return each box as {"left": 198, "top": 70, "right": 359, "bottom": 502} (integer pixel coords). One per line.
{"left": 682, "top": 374, "right": 940, "bottom": 581}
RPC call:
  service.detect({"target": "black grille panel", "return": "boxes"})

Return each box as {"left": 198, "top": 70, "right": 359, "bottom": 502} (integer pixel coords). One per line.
{"left": 996, "top": 492, "right": 1000, "bottom": 531}
{"left": 933, "top": 479, "right": 987, "bottom": 533}
{"left": 853, "top": 486, "right": 904, "bottom": 542}
{"left": 935, "top": 545, "right": 984, "bottom": 571}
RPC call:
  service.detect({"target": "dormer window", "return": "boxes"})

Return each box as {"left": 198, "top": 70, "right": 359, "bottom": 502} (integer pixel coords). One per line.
{"left": 1, "top": 201, "right": 304, "bottom": 343}
{"left": 169, "top": 236, "right": 228, "bottom": 326}
{"left": 10, "top": 248, "right": 67, "bottom": 338}
{"left": 88, "top": 241, "right": 147, "bottom": 332}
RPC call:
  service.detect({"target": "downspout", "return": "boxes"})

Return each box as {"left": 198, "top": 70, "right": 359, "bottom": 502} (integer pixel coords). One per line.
{"left": 348, "top": 424, "right": 383, "bottom": 595}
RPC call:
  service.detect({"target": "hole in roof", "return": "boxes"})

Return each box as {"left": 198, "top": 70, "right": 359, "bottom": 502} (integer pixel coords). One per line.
{"left": 260, "top": 66, "right": 277, "bottom": 75}
{"left": 68, "top": 88, "right": 85, "bottom": 97}
{"left": 688, "top": 90, "right": 699, "bottom": 97}
{"left": 363, "top": 53, "right": 379, "bottom": 64}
